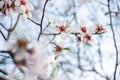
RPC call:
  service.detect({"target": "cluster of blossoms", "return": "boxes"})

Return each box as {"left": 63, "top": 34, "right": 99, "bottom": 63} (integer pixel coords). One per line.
{"left": 47, "top": 21, "right": 106, "bottom": 62}
{"left": 0, "top": 0, "right": 33, "bottom": 20}
{"left": 77, "top": 25, "right": 106, "bottom": 42}
{"left": 6, "top": 39, "right": 57, "bottom": 80}
{"left": 0, "top": 0, "right": 109, "bottom": 80}
{"left": 52, "top": 20, "right": 106, "bottom": 43}
{"left": 3, "top": 18, "right": 106, "bottom": 79}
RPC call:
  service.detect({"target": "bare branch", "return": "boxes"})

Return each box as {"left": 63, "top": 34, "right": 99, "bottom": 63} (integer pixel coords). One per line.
{"left": 60, "top": 63, "right": 72, "bottom": 80}
{"left": 94, "top": 0, "right": 108, "bottom": 6}
{"left": 7, "top": 14, "right": 20, "bottom": 40}
{"left": 0, "top": 50, "right": 11, "bottom": 53}
{"left": 37, "top": 0, "right": 49, "bottom": 41}
{"left": 0, "top": 69, "right": 7, "bottom": 75}
{"left": 0, "top": 23, "right": 8, "bottom": 31}
{"left": 107, "top": 0, "right": 119, "bottom": 80}
{"left": 0, "top": 30, "right": 7, "bottom": 40}
{"left": 27, "top": 17, "right": 40, "bottom": 25}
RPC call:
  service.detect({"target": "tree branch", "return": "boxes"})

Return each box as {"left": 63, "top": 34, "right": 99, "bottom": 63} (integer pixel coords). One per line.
{"left": 0, "top": 50, "right": 11, "bottom": 53}
{"left": 37, "top": 0, "right": 49, "bottom": 41}
{"left": 0, "top": 69, "right": 7, "bottom": 75}
{"left": 60, "top": 63, "right": 71, "bottom": 80}
{"left": 0, "top": 30, "right": 7, "bottom": 40}
{"left": 7, "top": 14, "right": 20, "bottom": 40}
{"left": 107, "top": 0, "right": 119, "bottom": 80}
{"left": 0, "top": 23, "right": 8, "bottom": 31}
{"left": 27, "top": 17, "right": 40, "bottom": 25}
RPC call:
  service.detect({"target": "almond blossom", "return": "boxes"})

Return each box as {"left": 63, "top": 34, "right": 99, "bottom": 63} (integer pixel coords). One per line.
{"left": 6, "top": 39, "right": 28, "bottom": 68}
{"left": 0, "top": 0, "right": 16, "bottom": 17}
{"left": 74, "top": 25, "right": 95, "bottom": 43}
{"left": 50, "top": 40, "right": 70, "bottom": 61}
{"left": 0, "top": 0, "right": 33, "bottom": 20}
{"left": 73, "top": 19, "right": 106, "bottom": 43}
{"left": 6, "top": 39, "right": 59, "bottom": 79}
{"left": 28, "top": 41, "right": 49, "bottom": 76}
{"left": 95, "top": 25, "right": 106, "bottom": 34}
{"left": 15, "top": 0, "right": 33, "bottom": 20}
{"left": 50, "top": 19, "right": 74, "bottom": 39}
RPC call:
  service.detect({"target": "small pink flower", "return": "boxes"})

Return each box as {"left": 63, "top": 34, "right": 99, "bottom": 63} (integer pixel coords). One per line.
{"left": 77, "top": 34, "right": 92, "bottom": 43}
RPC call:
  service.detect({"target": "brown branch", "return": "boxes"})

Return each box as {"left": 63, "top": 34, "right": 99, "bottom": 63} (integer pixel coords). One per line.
{"left": 80, "top": 67, "right": 110, "bottom": 80}
{"left": 105, "top": 11, "right": 120, "bottom": 15}
{"left": 0, "top": 54, "right": 10, "bottom": 58}
{"left": 0, "top": 69, "right": 7, "bottom": 75}
{"left": 43, "top": 24, "right": 50, "bottom": 32}
{"left": 107, "top": 0, "right": 119, "bottom": 80}
{"left": 42, "top": 32, "right": 99, "bottom": 36}
{"left": 92, "top": 68, "right": 110, "bottom": 80}
{"left": 60, "top": 63, "right": 72, "bottom": 80}
{"left": 42, "top": 32, "right": 61, "bottom": 35}
{"left": 42, "top": 32, "right": 80, "bottom": 36}
{"left": 37, "top": 0, "right": 49, "bottom": 41}
{"left": 27, "top": 17, "right": 40, "bottom": 25}
{"left": 95, "top": 0, "right": 108, "bottom": 6}
{"left": 7, "top": 14, "right": 20, "bottom": 40}
{"left": 0, "top": 50, "right": 23, "bottom": 73}
{"left": 76, "top": 39, "right": 81, "bottom": 70}
{"left": 46, "top": 35, "right": 56, "bottom": 46}
{"left": 0, "top": 23, "right": 8, "bottom": 31}
{"left": 97, "top": 35, "right": 104, "bottom": 71}
{"left": 0, "top": 50, "right": 11, "bottom": 53}
{"left": 0, "top": 30, "right": 7, "bottom": 40}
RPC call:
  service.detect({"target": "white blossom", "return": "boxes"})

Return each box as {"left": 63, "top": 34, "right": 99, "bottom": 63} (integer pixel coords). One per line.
{"left": 0, "top": 0, "right": 33, "bottom": 20}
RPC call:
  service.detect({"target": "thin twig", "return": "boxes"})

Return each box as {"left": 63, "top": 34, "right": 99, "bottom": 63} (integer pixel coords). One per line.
{"left": 0, "top": 54, "right": 10, "bottom": 58}
{"left": 76, "top": 38, "right": 81, "bottom": 70}
{"left": 42, "top": 32, "right": 60, "bottom": 35}
{"left": 46, "top": 35, "right": 56, "bottom": 46}
{"left": 98, "top": 35, "right": 104, "bottom": 71}
{"left": 27, "top": 17, "right": 40, "bottom": 25}
{"left": 94, "top": 0, "right": 108, "bottom": 6}
{"left": 0, "top": 30, "right": 7, "bottom": 40}
{"left": 7, "top": 14, "right": 20, "bottom": 40}
{"left": 60, "top": 63, "right": 71, "bottom": 80}
{"left": 43, "top": 24, "right": 49, "bottom": 32}
{"left": 0, "top": 69, "right": 7, "bottom": 75}
{"left": 37, "top": 0, "right": 49, "bottom": 41}
{"left": 0, "top": 23, "right": 8, "bottom": 31}
{"left": 0, "top": 50, "right": 11, "bottom": 53}
{"left": 107, "top": 0, "right": 119, "bottom": 80}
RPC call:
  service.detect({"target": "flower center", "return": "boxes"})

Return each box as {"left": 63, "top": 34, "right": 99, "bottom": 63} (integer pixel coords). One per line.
{"left": 96, "top": 25, "right": 104, "bottom": 32}
{"left": 84, "top": 34, "right": 91, "bottom": 41}
{"left": 81, "top": 26, "right": 86, "bottom": 33}
{"left": 56, "top": 25, "right": 66, "bottom": 32}
{"left": 25, "top": 9, "right": 29, "bottom": 15}
{"left": 55, "top": 45, "right": 62, "bottom": 52}
{"left": 20, "top": 0, "right": 26, "bottom": 5}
